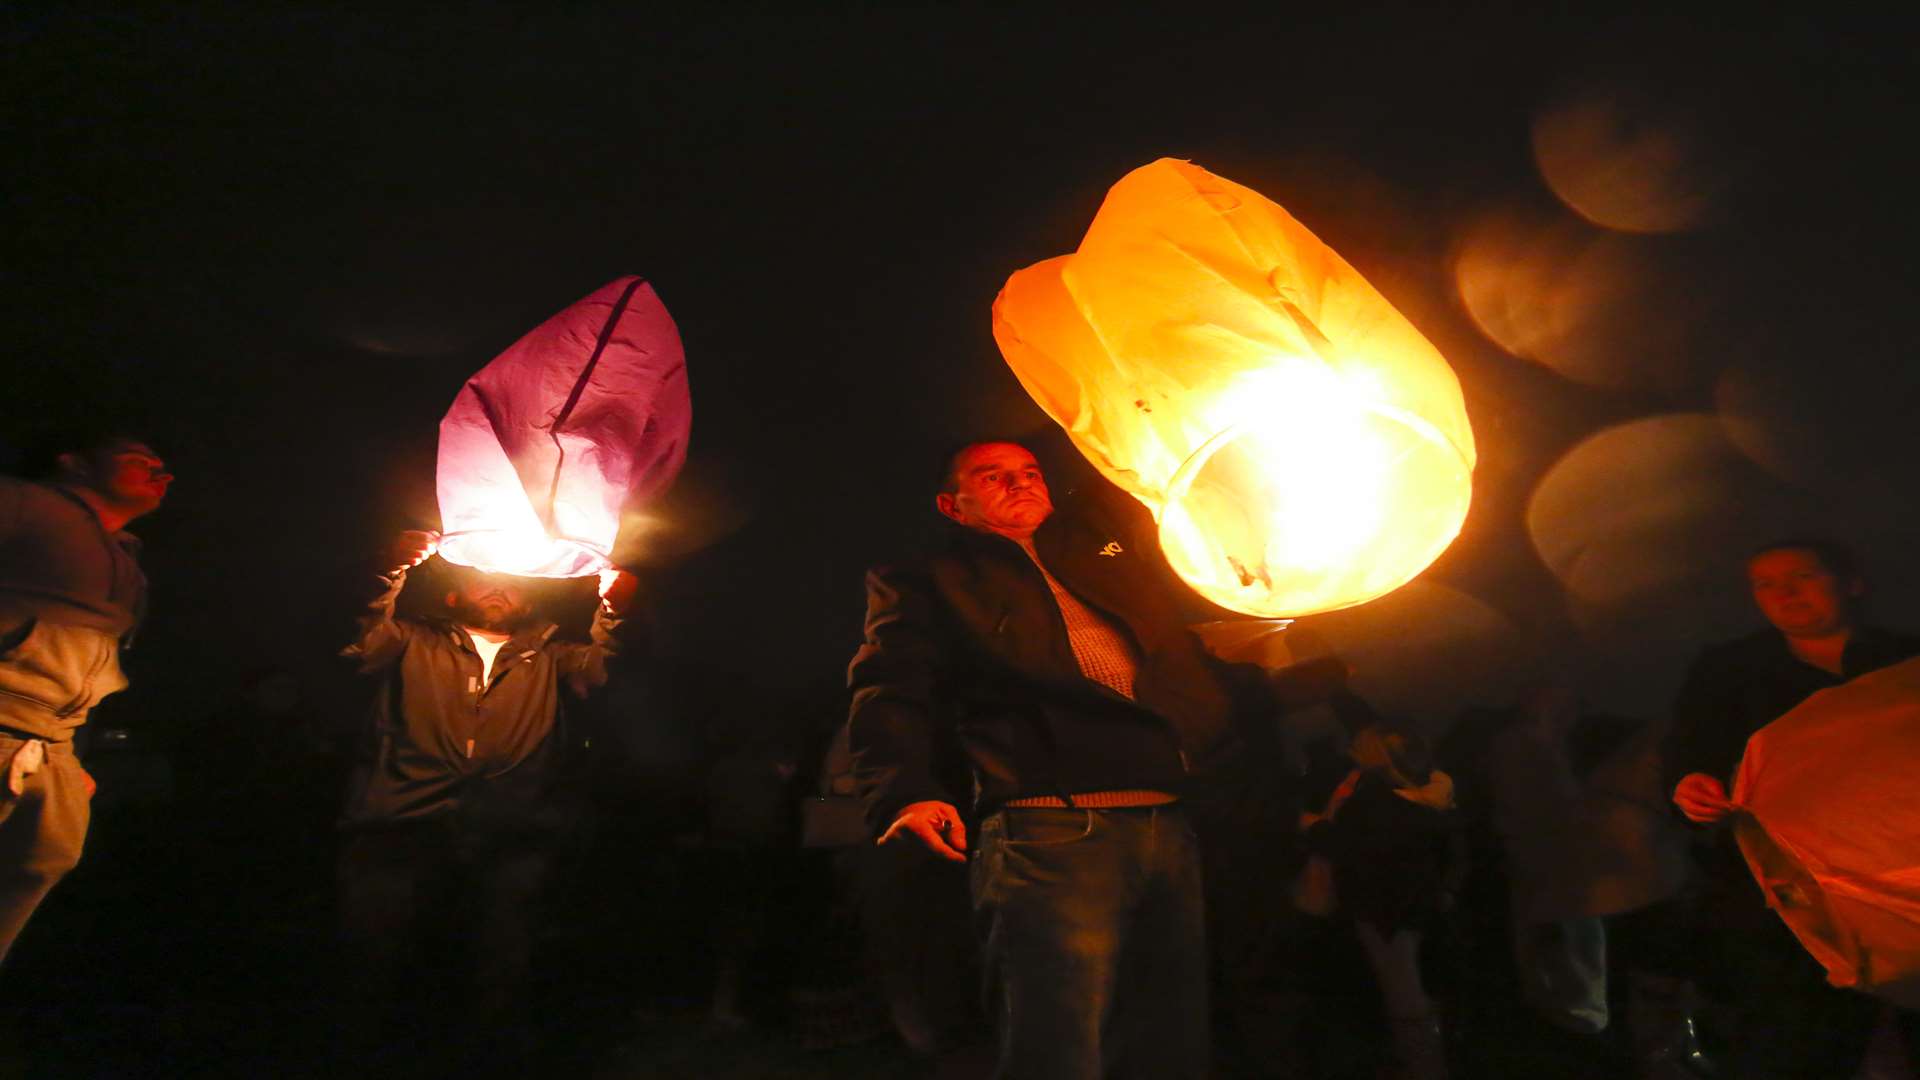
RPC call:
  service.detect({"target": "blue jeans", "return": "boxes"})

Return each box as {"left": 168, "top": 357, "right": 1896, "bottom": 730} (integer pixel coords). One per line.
{"left": 971, "top": 805, "right": 1208, "bottom": 1080}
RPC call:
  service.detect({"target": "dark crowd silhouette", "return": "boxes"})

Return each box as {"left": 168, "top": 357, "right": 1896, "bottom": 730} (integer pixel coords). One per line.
{"left": 3, "top": 429, "right": 1918, "bottom": 1080}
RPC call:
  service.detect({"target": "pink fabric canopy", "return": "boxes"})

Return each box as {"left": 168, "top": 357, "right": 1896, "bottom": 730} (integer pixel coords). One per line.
{"left": 436, "top": 276, "right": 690, "bottom": 577}
{"left": 1733, "top": 655, "right": 1920, "bottom": 1008}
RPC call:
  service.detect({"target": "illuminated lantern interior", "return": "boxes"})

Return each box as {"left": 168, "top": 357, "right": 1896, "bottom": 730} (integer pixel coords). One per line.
{"left": 436, "top": 276, "right": 690, "bottom": 578}
{"left": 992, "top": 159, "right": 1475, "bottom": 617}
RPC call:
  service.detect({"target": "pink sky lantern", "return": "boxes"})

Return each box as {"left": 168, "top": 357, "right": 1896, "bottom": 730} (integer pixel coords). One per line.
{"left": 436, "top": 276, "right": 690, "bottom": 578}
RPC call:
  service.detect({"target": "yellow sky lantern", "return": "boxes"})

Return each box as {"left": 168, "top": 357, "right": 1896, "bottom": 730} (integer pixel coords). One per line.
{"left": 993, "top": 159, "right": 1475, "bottom": 618}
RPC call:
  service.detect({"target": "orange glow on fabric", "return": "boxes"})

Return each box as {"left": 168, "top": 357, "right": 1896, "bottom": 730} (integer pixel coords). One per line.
{"left": 436, "top": 276, "right": 690, "bottom": 578}
{"left": 992, "top": 159, "right": 1474, "bottom": 617}
{"left": 1732, "top": 656, "right": 1920, "bottom": 1008}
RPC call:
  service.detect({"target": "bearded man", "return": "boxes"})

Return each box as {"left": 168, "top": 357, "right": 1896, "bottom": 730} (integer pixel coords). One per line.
{"left": 334, "top": 529, "right": 636, "bottom": 1063}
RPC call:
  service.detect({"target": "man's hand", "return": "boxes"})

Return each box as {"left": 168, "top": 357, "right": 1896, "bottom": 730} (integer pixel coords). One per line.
{"left": 1673, "top": 772, "right": 1734, "bottom": 824}
{"left": 878, "top": 800, "right": 968, "bottom": 862}
{"left": 597, "top": 568, "right": 639, "bottom": 616}
{"left": 6, "top": 738, "right": 46, "bottom": 798}
{"left": 387, "top": 530, "right": 441, "bottom": 574}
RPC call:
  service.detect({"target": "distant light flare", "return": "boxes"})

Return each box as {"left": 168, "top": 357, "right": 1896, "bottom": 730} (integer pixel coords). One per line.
{"left": 1715, "top": 360, "right": 1920, "bottom": 508}
{"left": 994, "top": 159, "right": 1475, "bottom": 618}
{"left": 1532, "top": 90, "right": 1726, "bottom": 235}
{"left": 1527, "top": 414, "right": 1794, "bottom": 634}
{"left": 1451, "top": 209, "right": 1701, "bottom": 393}
{"left": 609, "top": 458, "right": 756, "bottom": 568}
{"left": 1303, "top": 581, "right": 1525, "bottom": 725}
{"left": 1192, "top": 580, "right": 1529, "bottom": 728}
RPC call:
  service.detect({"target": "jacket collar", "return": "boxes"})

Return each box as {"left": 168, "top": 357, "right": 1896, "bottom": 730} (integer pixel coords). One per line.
{"left": 43, "top": 482, "right": 141, "bottom": 551}
{"left": 941, "top": 511, "right": 1066, "bottom": 564}
{"left": 434, "top": 619, "right": 559, "bottom": 654}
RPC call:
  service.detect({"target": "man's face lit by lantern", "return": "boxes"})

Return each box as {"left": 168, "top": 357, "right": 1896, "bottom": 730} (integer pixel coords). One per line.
{"left": 61, "top": 439, "right": 173, "bottom": 520}
{"left": 1748, "top": 547, "right": 1860, "bottom": 639}
{"left": 444, "top": 574, "right": 534, "bottom": 633}
{"left": 936, "top": 443, "right": 1054, "bottom": 542}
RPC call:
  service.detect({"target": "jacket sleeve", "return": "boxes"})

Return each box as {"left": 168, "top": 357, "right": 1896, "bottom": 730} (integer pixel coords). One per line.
{"left": 846, "top": 564, "right": 958, "bottom": 834}
{"left": 1662, "top": 646, "right": 1742, "bottom": 798}
{"left": 0, "top": 478, "right": 23, "bottom": 546}
{"left": 550, "top": 601, "right": 626, "bottom": 698}
{"left": 339, "top": 569, "right": 414, "bottom": 673}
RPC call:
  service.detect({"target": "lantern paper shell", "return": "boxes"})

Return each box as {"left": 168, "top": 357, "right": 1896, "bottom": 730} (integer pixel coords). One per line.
{"left": 436, "top": 276, "right": 690, "bottom": 578}
{"left": 1732, "top": 656, "right": 1920, "bottom": 1008}
{"left": 992, "top": 159, "right": 1474, "bottom": 617}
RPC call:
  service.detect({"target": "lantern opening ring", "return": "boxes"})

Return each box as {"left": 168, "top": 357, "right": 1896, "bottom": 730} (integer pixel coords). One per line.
{"left": 1163, "top": 403, "right": 1468, "bottom": 509}
{"left": 435, "top": 528, "right": 612, "bottom": 580}
{"left": 1155, "top": 400, "right": 1474, "bottom": 618}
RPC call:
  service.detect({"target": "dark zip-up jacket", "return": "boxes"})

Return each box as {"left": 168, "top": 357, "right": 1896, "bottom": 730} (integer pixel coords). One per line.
{"left": 1664, "top": 626, "right": 1920, "bottom": 793}
{"left": 847, "top": 490, "right": 1274, "bottom": 833}
{"left": 1662, "top": 625, "right": 1920, "bottom": 888}
{"left": 338, "top": 568, "right": 621, "bottom": 831}
{"left": 0, "top": 477, "right": 146, "bottom": 741}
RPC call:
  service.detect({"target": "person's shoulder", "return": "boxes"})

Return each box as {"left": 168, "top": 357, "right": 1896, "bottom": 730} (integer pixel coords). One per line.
{"left": 0, "top": 477, "right": 86, "bottom": 536}
{"left": 1859, "top": 624, "right": 1920, "bottom": 646}
{"left": 860, "top": 556, "right": 945, "bottom": 609}
{"left": 1857, "top": 626, "right": 1920, "bottom": 661}
{"left": 864, "top": 554, "right": 937, "bottom": 584}
{"left": 1689, "top": 628, "right": 1779, "bottom": 670}
{"left": 1048, "top": 481, "right": 1154, "bottom": 545}
{"left": 867, "top": 528, "right": 1010, "bottom": 583}
{"left": 0, "top": 475, "right": 54, "bottom": 512}
{"left": 392, "top": 613, "right": 453, "bottom": 643}
{"left": 0, "top": 475, "right": 27, "bottom": 525}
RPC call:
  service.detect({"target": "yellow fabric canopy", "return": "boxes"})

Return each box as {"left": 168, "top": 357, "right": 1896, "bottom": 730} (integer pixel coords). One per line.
{"left": 993, "top": 159, "right": 1474, "bottom": 617}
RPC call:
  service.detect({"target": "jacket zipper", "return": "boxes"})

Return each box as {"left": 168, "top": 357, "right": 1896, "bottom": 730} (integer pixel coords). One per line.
{"left": 468, "top": 666, "right": 484, "bottom": 761}
{"left": 461, "top": 648, "right": 534, "bottom": 763}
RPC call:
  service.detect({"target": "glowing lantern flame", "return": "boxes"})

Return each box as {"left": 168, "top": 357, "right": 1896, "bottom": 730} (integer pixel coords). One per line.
{"left": 437, "top": 276, "right": 690, "bottom": 578}
{"left": 992, "top": 159, "right": 1474, "bottom": 617}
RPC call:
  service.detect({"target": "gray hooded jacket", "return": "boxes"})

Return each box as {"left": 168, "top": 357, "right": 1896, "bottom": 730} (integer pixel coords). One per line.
{"left": 0, "top": 477, "right": 146, "bottom": 741}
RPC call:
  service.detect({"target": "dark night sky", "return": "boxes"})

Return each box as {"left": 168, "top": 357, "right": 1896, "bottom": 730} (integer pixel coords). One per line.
{"left": 6, "top": 6, "right": 1920, "bottom": 742}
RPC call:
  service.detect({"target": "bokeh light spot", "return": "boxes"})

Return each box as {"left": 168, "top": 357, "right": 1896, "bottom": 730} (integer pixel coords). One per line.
{"left": 1528, "top": 414, "right": 1794, "bottom": 633}
{"left": 1299, "top": 581, "right": 1526, "bottom": 726}
{"left": 1453, "top": 209, "right": 1700, "bottom": 392}
{"left": 1532, "top": 89, "right": 1726, "bottom": 235}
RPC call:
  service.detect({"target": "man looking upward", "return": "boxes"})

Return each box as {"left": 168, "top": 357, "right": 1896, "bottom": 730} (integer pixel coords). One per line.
{"left": 334, "top": 529, "right": 637, "bottom": 1068}
{"left": 0, "top": 434, "right": 172, "bottom": 962}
